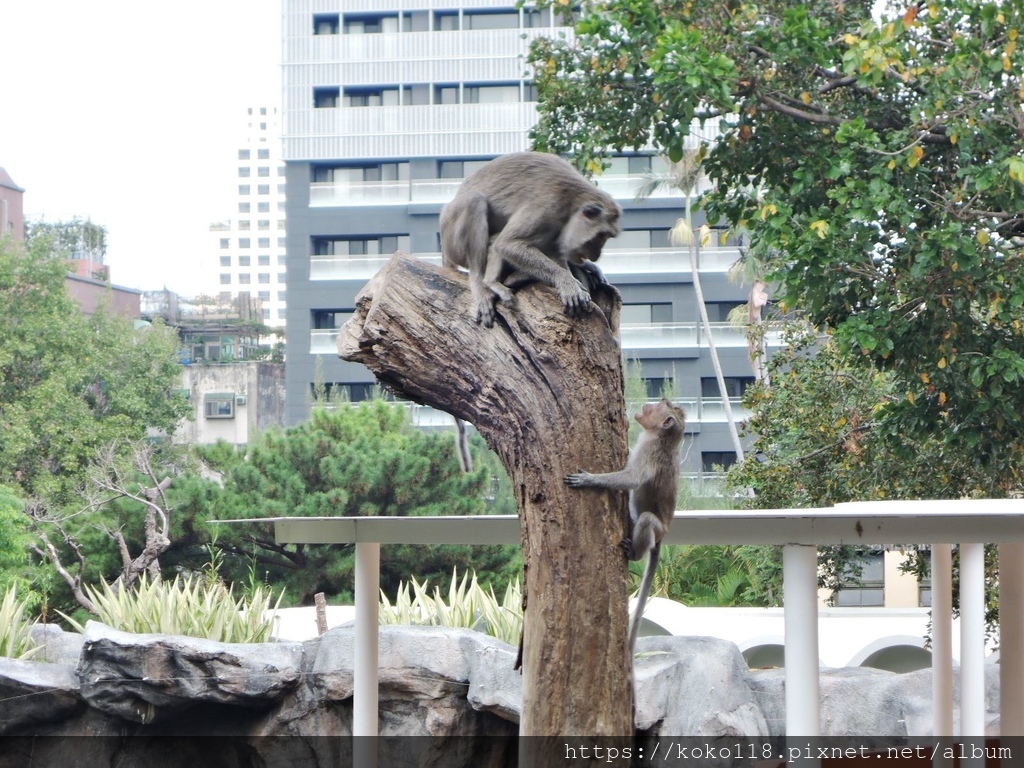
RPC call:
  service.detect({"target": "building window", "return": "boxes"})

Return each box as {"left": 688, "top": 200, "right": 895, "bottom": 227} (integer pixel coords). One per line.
{"left": 258, "top": 254, "right": 270, "bottom": 266}
{"left": 258, "top": 291, "right": 270, "bottom": 301}
{"left": 238, "top": 185, "right": 250, "bottom": 195}
{"left": 258, "top": 273, "right": 270, "bottom": 284}
{"left": 701, "top": 452, "right": 737, "bottom": 473}
{"left": 239, "top": 255, "right": 251, "bottom": 267}
{"left": 278, "top": 273, "right": 287, "bottom": 283}
{"left": 258, "top": 185, "right": 270, "bottom": 195}
{"left": 438, "top": 159, "right": 489, "bottom": 179}
{"left": 238, "top": 167, "right": 251, "bottom": 178}
{"left": 204, "top": 393, "right": 235, "bottom": 419}
{"left": 621, "top": 303, "right": 673, "bottom": 325}
{"left": 239, "top": 238, "right": 250, "bottom": 249}
{"left": 258, "top": 148, "right": 270, "bottom": 160}
{"left": 219, "top": 256, "right": 231, "bottom": 267}
{"left": 701, "top": 377, "right": 755, "bottom": 399}
{"left": 239, "top": 220, "right": 251, "bottom": 231}
{"left": 263, "top": 309, "right": 271, "bottom": 320}
{"left": 239, "top": 274, "right": 251, "bottom": 285}
{"left": 463, "top": 10, "right": 519, "bottom": 29}
{"left": 258, "top": 202, "right": 270, "bottom": 213}
{"left": 238, "top": 202, "right": 250, "bottom": 213}
{"left": 258, "top": 220, "right": 270, "bottom": 231}
{"left": 258, "top": 167, "right": 270, "bottom": 177}
{"left": 836, "top": 550, "right": 885, "bottom": 607}
{"left": 343, "top": 12, "right": 402, "bottom": 34}
{"left": 238, "top": 149, "right": 250, "bottom": 160}
{"left": 277, "top": 255, "right": 287, "bottom": 265}
{"left": 314, "top": 86, "right": 340, "bottom": 109}
{"left": 344, "top": 86, "right": 406, "bottom": 107}
{"left": 219, "top": 238, "right": 230, "bottom": 249}
{"left": 313, "top": 13, "right": 340, "bottom": 35}
{"left": 258, "top": 238, "right": 271, "bottom": 248}
{"left": 704, "top": 301, "right": 746, "bottom": 322}
{"left": 278, "top": 291, "right": 287, "bottom": 301}
{"left": 219, "top": 274, "right": 231, "bottom": 284}
{"left": 434, "top": 11, "right": 459, "bottom": 30}
{"left": 278, "top": 238, "right": 287, "bottom": 247}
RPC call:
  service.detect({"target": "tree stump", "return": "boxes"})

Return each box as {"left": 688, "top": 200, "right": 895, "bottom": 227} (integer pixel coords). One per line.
{"left": 338, "top": 252, "right": 633, "bottom": 748}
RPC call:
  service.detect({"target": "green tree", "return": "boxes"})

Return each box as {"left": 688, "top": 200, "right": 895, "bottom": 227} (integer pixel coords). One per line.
{"left": 531, "top": 0, "right": 1024, "bottom": 495}
{"left": 0, "top": 236, "right": 188, "bottom": 505}
{"left": 175, "top": 402, "right": 519, "bottom": 604}
{"left": 25, "top": 216, "right": 107, "bottom": 262}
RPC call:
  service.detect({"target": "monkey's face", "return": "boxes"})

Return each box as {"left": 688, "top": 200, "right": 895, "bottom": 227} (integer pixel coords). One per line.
{"left": 636, "top": 399, "right": 686, "bottom": 433}
{"left": 563, "top": 201, "right": 621, "bottom": 263}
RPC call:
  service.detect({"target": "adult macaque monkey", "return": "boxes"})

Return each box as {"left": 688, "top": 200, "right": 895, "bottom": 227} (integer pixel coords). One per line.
{"left": 564, "top": 399, "right": 686, "bottom": 653}
{"left": 440, "top": 151, "right": 621, "bottom": 327}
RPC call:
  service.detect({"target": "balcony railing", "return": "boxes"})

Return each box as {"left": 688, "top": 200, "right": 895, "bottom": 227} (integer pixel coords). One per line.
{"left": 316, "top": 321, "right": 776, "bottom": 358}
{"left": 308, "top": 247, "right": 741, "bottom": 282}
{"left": 215, "top": 499, "right": 1024, "bottom": 741}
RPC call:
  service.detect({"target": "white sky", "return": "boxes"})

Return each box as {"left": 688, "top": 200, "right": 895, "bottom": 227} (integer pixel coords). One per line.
{"left": 0, "top": 1, "right": 281, "bottom": 294}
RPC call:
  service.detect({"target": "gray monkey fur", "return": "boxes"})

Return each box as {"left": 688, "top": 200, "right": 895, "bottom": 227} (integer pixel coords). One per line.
{"left": 440, "top": 151, "right": 621, "bottom": 327}
{"left": 564, "top": 400, "right": 686, "bottom": 654}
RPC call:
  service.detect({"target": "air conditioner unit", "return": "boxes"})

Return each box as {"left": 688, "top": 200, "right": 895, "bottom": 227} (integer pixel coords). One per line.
{"left": 235, "top": 395, "right": 248, "bottom": 406}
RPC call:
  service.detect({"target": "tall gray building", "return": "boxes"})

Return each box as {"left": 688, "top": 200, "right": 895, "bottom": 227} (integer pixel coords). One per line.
{"left": 281, "top": 0, "right": 772, "bottom": 485}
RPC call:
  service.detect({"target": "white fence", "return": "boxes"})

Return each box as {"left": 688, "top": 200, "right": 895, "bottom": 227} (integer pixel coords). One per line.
{"left": 216, "top": 499, "right": 1024, "bottom": 751}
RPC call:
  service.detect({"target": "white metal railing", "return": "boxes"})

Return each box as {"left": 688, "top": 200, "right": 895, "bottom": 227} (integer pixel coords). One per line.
{"left": 214, "top": 499, "right": 1024, "bottom": 744}
{"left": 316, "top": 322, "right": 774, "bottom": 360}
{"left": 307, "top": 248, "right": 740, "bottom": 281}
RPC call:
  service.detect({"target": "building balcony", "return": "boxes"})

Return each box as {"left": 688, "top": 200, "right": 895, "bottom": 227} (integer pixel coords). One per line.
{"left": 620, "top": 321, "right": 783, "bottom": 351}
{"left": 308, "top": 168, "right": 716, "bottom": 208}
{"left": 308, "top": 247, "right": 742, "bottom": 282}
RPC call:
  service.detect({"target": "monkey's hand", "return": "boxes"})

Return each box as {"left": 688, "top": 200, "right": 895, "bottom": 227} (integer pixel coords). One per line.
{"left": 575, "top": 260, "right": 608, "bottom": 289}
{"left": 620, "top": 537, "right": 638, "bottom": 560}
{"left": 556, "top": 276, "right": 593, "bottom": 318}
{"left": 564, "top": 471, "right": 594, "bottom": 487}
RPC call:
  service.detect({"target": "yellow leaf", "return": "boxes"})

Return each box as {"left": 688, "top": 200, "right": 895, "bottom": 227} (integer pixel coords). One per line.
{"left": 1011, "top": 29, "right": 1019, "bottom": 41}
{"left": 912, "top": 145, "right": 924, "bottom": 159}
{"left": 938, "top": 391, "right": 947, "bottom": 406}
{"left": 952, "top": 262, "right": 959, "bottom": 271}
{"left": 938, "top": 357, "right": 947, "bottom": 369}
{"left": 800, "top": 91, "right": 812, "bottom": 105}
{"left": 921, "top": 372, "right": 930, "bottom": 384}
{"left": 1008, "top": 40, "right": 1017, "bottom": 57}
{"left": 977, "top": 230, "right": 991, "bottom": 246}
{"left": 950, "top": 133, "right": 958, "bottom": 144}
{"left": 759, "top": 203, "right": 777, "bottom": 221}
{"left": 908, "top": 391, "right": 916, "bottom": 405}
{"left": 843, "top": 33, "right": 858, "bottom": 45}
{"left": 888, "top": 159, "right": 896, "bottom": 169}
{"left": 810, "top": 219, "right": 829, "bottom": 239}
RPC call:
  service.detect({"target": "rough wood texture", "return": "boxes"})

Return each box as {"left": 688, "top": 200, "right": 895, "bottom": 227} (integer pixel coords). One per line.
{"left": 338, "top": 252, "right": 633, "bottom": 744}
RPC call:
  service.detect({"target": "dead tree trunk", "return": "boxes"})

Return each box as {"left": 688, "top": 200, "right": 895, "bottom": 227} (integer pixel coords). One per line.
{"left": 338, "top": 252, "right": 633, "bottom": 744}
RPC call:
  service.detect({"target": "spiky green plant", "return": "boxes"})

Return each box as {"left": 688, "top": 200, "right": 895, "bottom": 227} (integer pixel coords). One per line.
{"left": 62, "top": 575, "right": 283, "bottom": 643}
{"left": 0, "top": 586, "right": 40, "bottom": 659}
{"left": 380, "top": 569, "right": 523, "bottom": 645}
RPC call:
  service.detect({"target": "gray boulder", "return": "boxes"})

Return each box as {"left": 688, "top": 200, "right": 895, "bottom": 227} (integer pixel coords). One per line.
{"left": 77, "top": 621, "right": 303, "bottom": 723}
{"left": 28, "top": 623, "right": 85, "bottom": 666}
{"left": 634, "top": 635, "right": 770, "bottom": 737}
{"left": 0, "top": 656, "right": 82, "bottom": 735}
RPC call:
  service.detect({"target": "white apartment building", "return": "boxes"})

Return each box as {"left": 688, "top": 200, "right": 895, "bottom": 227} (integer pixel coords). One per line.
{"left": 209, "top": 105, "right": 288, "bottom": 330}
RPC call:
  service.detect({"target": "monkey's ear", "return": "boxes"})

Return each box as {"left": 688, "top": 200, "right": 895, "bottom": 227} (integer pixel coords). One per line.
{"left": 660, "top": 416, "right": 677, "bottom": 430}
{"left": 581, "top": 203, "right": 604, "bottom": 220}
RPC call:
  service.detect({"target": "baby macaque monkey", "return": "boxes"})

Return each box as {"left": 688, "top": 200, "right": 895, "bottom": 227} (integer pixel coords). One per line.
{"left": 564, "top": 399, "right": 686, "bottom": 653}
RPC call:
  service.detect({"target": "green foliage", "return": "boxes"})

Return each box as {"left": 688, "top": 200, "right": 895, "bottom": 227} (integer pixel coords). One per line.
{"left": 648, "top": 545, "right": 782, "bottom": 607}
{"left": 62, "top": 574, "right": 282, "bottom": 643}
{"left": 25, "top": 216, "right": 107, "bottom": 261}
{"left": 0, "top": 237, "right": 189, "bottom": 505}
{"left": 531, "top": 0, "right": 1024, "bottom": 493}
{"left": 173, "top": 402, "right": 519, "bottom": 605}
{"left": 0, "top": 586, "right": 40, "bottom": 659}
{"left": 380, "top": 569, "right": 523, "bottom": 647}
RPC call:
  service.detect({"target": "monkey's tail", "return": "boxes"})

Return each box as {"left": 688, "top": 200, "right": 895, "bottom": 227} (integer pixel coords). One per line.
{"left": 629, "top": 544, "right": 660, "bottom": 655}
{"left": 455, "top": 418, "right": 473, "bottom": 473}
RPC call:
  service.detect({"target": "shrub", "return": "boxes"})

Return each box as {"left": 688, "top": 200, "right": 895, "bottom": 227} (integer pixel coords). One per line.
{"left": 64, "top": 575, "right": 283, "bottom": 643}
{"left": 0, "top": 586, "right": 40, "bottom": 659}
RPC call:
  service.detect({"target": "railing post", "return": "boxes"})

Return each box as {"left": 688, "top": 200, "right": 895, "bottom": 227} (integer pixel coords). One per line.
{"left": 353, "top": 541, "right": 380, "bottom": 768}
{"left": 959, "top": 542, "right": 986, "bottom": 742}
{"left": 999, "top": 542, "right": 1024, "bottom": 735}
{"left": 783, "top": 544, "right": 820, "bottom": 737}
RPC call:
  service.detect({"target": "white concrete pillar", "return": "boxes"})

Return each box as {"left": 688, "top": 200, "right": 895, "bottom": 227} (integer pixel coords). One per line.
{"left": 959, "top": 543, "right": 986, "bottom": 738}
{"left": 353, "top": 541, "right": 380, "bottom": 768}
{"left": 783, "top": 544, "right": 820, "bottom": 737}
{"left": 999, "top": 542, "right": 1024, "bottom": 735}
{"left": 931, "top": 544, "right": 954, "bottom": 739}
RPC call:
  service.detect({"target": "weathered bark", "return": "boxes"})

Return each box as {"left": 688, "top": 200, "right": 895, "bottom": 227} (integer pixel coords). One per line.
{"left": 338, "top": 252, "right": 633, "bottom": 746}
